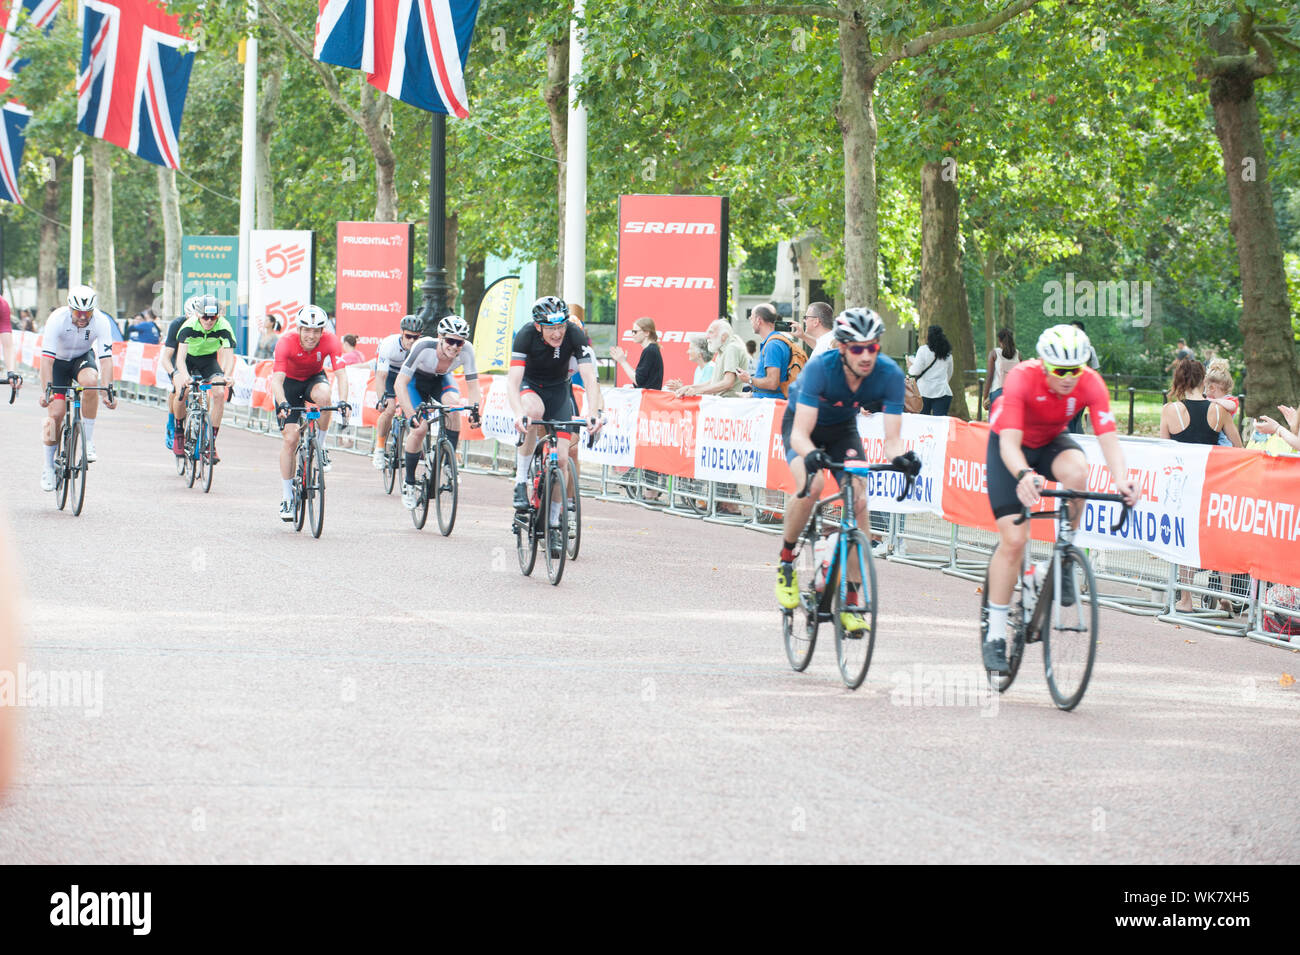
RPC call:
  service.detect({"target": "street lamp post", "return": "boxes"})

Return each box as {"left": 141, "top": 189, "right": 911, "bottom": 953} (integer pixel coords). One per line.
{"left": 417, "top": 114, "right": 450, "bottom": 332}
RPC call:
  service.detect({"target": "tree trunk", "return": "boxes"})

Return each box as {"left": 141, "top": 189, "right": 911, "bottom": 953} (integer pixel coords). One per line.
{"left": 90, "top": 140, "right": 117, "bottom": 320}
{"left": 537, "top": 259, "right": 559, "bottom": 303}
{"left": 545, "top": 31, "right": 569, "bottom": 296}
{"left": 919, "top": 160, "right": 975, "bottom": 420}
{"left": 461, "top": 258, "right": 486, "bottom": 334}
{"left": 1000, "top": 289, "right": 1015, "bottom": 337}
{"left": 837, "top": 9, "right": 878, "bottom": 307}
{"left": 444, "top": 211, "right": 459, "bottom": 312}
{"left": 361, "top": 82, "right": 397, "bottom": 221}
{"left": 981, "top": 248, "right": 996, "bottom": 357}
{"left": 255, "top": 41, "right": 284, "bottom": 230}
{"left": 38, "top": 158, "right": 62, "bottom": 318}
{"left": 158, "top": 167, "right": 184, "bottom": 319}
{"left": 1204, "top": 29, "right": 1299, "bottom": 415}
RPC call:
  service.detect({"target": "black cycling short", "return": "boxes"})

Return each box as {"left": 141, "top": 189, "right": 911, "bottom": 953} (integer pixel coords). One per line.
{"left": 281, "top": 373, "right": 330, "bottom": 426}
{"left": 522, "top": 378, "right": 575, "bottom": 426}
{"left": 986, "top": 430, "right": 1083, "bottom": 520}
{"left": 50, "top": 350, "right": 100, "bottom": 399}
{"left": 780, "top": 403, "right": 865, "bottom": 467}
{"left": 382, "top": 367, "right": 401, "bottom": 400}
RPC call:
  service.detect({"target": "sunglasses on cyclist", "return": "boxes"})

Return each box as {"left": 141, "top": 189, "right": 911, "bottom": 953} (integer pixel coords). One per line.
{"left": 846, "top": 342, "right": 881, "bottom": 356}
{"left": 1045, "top": 364, "right": 1084, "bottom": 378}
{"left": 442, "top": 337, "right": 466, "bottom": 348}
{"left": 401, "top": 333, "right": 419, "bottom": 342}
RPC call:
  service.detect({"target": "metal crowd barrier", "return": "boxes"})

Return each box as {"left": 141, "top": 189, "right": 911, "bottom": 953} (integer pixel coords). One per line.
{"left": 88, "top": 379, "right": 1298, "bottom": 654}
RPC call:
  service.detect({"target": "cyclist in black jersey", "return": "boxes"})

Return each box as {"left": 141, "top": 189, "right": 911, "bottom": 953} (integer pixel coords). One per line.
{"left": 506, "top": 296, "right": 604, "bottom": 511}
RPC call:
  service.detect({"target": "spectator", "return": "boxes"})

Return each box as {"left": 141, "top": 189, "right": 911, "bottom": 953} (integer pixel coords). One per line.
{"left": 983, "top": 327, "right": 1020, "bottom": 411}
{"left": 1160, "top": 359, "right": 1242, "bottom": 612}
{"left": 128, "top": 309, "right": 161, "bottom": 344}
{"left": 1164, "top": 337, "right": 1194, "bottom": 372}
{"left": 254, "top": 315, "right": 279, "bottom": 359}
{"left": 1066, "top": 320, "right": 1100, "bottom": 432}
{"left": 803, "top": 301, "right": 837, "bottom": 358}
{"left": 19, "top": 307, "right": 36, "bottom": 332}
{"left": 609, "top": 317, "right": 663, "bottom": 389}
{"left": 1203, "top": 359, "right": 1240, "bottom": 447}
{"left": 667, "top": 334, "right": 712, "bottom": 391}
{"left": 1254, "top": 404, "right": 1300, "bottom": 454}
{"left": 908, "top": 324, "right": 954, "bottom": 416}
{"left": 674, "top": 319, "right": 748, "bottom": 399}
{"left": 737, "top": 303, "right": 790, "bottom": 398}
{"left": 337, "top": 333, "right": 366, "bottom": 368}
{"left": 745, "top": 338, "right": 758, "bottom": 377}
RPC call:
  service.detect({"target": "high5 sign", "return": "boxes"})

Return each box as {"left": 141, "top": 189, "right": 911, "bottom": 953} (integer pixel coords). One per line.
{"left": 249, "top": 230, "right": 315, "bottom": 337}
{"left": 616, "top": 194, "right": 728, "bottom": 388}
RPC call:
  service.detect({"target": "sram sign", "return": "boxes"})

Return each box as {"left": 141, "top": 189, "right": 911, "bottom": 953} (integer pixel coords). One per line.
{"left": 616, "top": 194, "right": 728, "bottom": 389}
{"left": 623, "top": 221, "right": 717, "bottom": 235}
{"left": 622, "top": 275, "right": 716, "bottom": 289}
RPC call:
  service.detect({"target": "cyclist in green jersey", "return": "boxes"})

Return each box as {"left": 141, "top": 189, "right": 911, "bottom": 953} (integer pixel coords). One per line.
{"left": 173, "top": 295, "right": 236, "bottom": 463}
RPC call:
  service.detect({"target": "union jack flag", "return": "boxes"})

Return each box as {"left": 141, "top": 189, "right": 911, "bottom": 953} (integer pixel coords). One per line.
{"left": 77, "top": 0, "right": 195, "bottom": 169}
{"left": 0, "top": 0, "right": 60, "bottom": 80}
{"left": 0, "top": 89, "right": 29, "bottom": 204}
{"left": 314, "top": 0, "right": 480, "bottom": 118}
{"left": 0, "top": 0, "right": 60, "bottom": 203}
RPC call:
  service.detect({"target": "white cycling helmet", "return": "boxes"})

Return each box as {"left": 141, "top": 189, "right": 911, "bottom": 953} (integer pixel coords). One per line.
{"left": 832, "top": 307, "right": 885, "bottom": 343}
{"left": 296, "top": 304, "right": 329, "bottom": 329}
{"left": 438, "top": 315, "right": 470, "bottom": 339}
{"left": 68, "top": 284, "right": 97, "bottom": 312}
{"left": 1036, "top": 324, "right": 1091, "bottom": 367}
{"left": 184, "top": 295, "right": 204, "bottom": 319}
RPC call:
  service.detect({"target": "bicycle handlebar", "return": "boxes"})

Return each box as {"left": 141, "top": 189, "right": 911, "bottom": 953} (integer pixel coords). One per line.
{"left": 412, "top": 400, "right": 479, "bottom": 423}
{"left": 6, "top": 372, "right": 19, "bottom": 404}
{"left": 796, "top": 458, "right": 919, "bottom": 502}
{"left": 1014, "top": 486, "right": 1131, "bottom": 533}
{"left": 516, "top": 414, "right": 605, "bottom": 449}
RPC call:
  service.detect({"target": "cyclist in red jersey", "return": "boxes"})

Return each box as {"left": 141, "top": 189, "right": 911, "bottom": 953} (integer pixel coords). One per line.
{"left": 269, "top": 305, "right": 350, "bottom": 521}
{"left": 982, "top": 324, "right": 1139, "bottom": 672}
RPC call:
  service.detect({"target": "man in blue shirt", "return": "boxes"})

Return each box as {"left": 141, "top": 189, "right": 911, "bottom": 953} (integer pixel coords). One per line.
{"left": 774, "top": 307, "right": 917, "bottom": 630}
{"left": 737, "top": 303, "right": 789, "bottom": 398}
{"left": 128, "top": 310, "right": 161, "bottom": 344}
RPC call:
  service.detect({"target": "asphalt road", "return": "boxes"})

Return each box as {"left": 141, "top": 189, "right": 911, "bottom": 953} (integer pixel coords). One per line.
{"left": 0, "top": 394, "right": 1296, "bottom": 863}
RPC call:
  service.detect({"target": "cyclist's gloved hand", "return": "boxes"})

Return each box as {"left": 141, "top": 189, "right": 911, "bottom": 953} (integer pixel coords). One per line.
{"left": 892, "top": 450, "right": 922, "bottom": 477}
{"left": 468, "top": 405, "right": 481, "bottom": 428}
{"left": 804, "top": 449, "right": 832, "bottom": 473}
{"left": 275, "top": 400, "right": 290, "bottom": 420}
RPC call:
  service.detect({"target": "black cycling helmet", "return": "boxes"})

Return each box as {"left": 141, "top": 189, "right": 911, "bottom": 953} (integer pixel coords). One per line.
{"left": 399, "top": 314, "right": 423, "bottom": 334}
{"left": 532, "top": 295, "right": 568, "bottom": 326}
{"left": 198, "top": 295, "right": 221, "bottom": 319}
{"left": 832, "top": 307, "right": 885, "bottom": 344}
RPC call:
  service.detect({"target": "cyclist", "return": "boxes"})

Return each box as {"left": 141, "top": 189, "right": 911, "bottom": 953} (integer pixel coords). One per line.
{"left": 36, "top": 285, "right": 118, "bottom": 489}
{"left": 394, "top": 314, "right": 483, "bottom": 510}
{"left": 158, "top": 296, "right": 202, "bottom": 455}
{"left": 774, "top": 307, "right": 917, "bottom": 632}
{"left": 507, "top": 297, "right": 605, "bottom": 529}
{"left": 172, "top": 295, "right": 236, "bottom": 463}
{"left": 0, "top": 293, "right": 19, "bottom": 396}
{"left": 370, "top": 313, "right": 424, "bottom": 470}
{"left": 981, "top": 324, "right": 1139, "bottom": 672}
{"left": 269, "top": 304, "right": 349, "bottom": 521}
{"left": 563, "top": 305, "right": 594, "bottom": 530}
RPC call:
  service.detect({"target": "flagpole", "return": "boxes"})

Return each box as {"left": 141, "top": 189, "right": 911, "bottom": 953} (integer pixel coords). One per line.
{"left": 69, "top": 149, "right": 84, "bottom": 288}
{"left": 417, "top": 113, "right": 449, "bottom": 328}
{"left": 236, "top": 1, "right": 258, "bottom": 350}
{"left": 562, "top": 0, "right": 587, "bottom": 311}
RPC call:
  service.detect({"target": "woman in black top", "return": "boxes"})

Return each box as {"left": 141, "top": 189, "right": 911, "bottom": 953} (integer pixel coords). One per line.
{"left": 610, "top": 317, "right": 663, "bottom": 390}
{"left": 1160, "top": 358, "right": 1241, "bottom": 611}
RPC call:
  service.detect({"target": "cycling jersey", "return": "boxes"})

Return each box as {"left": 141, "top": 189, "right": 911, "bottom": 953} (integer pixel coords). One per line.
{"left": 510, "top": 323, "right": 592, "bottom": 387}
{"left": 273, "top": 330, "right": 343, "bottom": 381}
{"left": 990, "top": 360, "right": 1116, "bottom": 448}
{"left": 40, "top": 307, "right": 115, "bottom": 362}
{"left": 175, "top": 316, "right": 237, "bottom": 357}
{"left": 163, "top": 316, "right": 185, "bottom": 353}
{"left": 375, "top": 333, "right": 413, "bottom": 375}
{"left": 790, "top": 349, "right": 905, "bottom": 426}
{"left": 401, "top": 336, "right": 479, "bottom": 380}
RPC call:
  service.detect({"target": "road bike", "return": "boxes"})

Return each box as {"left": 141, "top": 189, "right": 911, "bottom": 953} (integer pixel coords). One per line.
{"left": 783, "top": 456, "right": 919, "bottom": 689}
{"left": 379, "top": 403, "right": 406, "bottom": 495}
{"left": 514, "top": 417, "right": 598, "bottom": 586}
{"left": 407, "top": 400, "right": 477, "bottom": 535}
{"left": 980, "top": 487, "right": 1129, "bottom": 711}
{"left": 282, "top": 403, "right": 348, "bottom": 539}
{"left": 46, "top": 382, "right": 114, "bottom": 517}
{"left": 178, "top": 375, "right": 224, "bottom": 493}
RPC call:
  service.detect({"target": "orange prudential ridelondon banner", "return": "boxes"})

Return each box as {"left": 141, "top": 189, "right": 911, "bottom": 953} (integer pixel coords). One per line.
{"left": 1199, "top": 447, "right": 1300, "bottom": 585}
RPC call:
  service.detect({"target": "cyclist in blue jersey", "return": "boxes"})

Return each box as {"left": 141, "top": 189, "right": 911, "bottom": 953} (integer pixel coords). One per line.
{"left": 774, "top": 308, "right": 918, "bottom": 627}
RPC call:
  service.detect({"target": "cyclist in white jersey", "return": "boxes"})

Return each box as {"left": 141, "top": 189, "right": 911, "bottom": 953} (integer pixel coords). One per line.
{"left": 370, "top": 314, "right": 423, "bottom": 469}
{"left": 36, "top": 285, "right": 117, "bottom": 490}
{"left": 394, "top": 315, "right": 483, "bottom": 509}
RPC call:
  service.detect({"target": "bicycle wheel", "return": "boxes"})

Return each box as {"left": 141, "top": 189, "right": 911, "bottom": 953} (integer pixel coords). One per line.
{"left": 411, "top": 441, "right": 430, "bottom": 530}
{"left": 434, "top": 439, "right": 458, "bottom": 536}
{"left": 515, "top": 508, "right": 538, "bottom": 577}
{"left": 565, "top": 456, "right": 581, "bottom": 560}
{"left": 831, "top": 529, "right": 877, "bottom": 690}
{"left": 782, "top": 520, "right": 821, "bottom": 672}
{"left": 543, "top": 463, "right": 568, "bottom": 585}
{"left": 184, "top": 417, "right": 199, "bottom": 488}
{"left": 201, "top": 419, "right": 215, "bottom": 494}
{"left": 308, "top": 442, "right": 326, "bottom": 538}
{"left": 382, "top": 425, "right": 399, "bottom": 494}
{"left": 980, "top": 566, "right": 1026, "bottom": 693}
{"left": 68, "top": 420, "right": 88, "bottom": 516}
{"left": 55, "top": 424, "right": 70, "bottom": 511}
{"left": 1043, "top": 545, "right": 1099, "bottom": 711}
{"left": 293, "top": 443, "right": 308, "bottom": 533}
